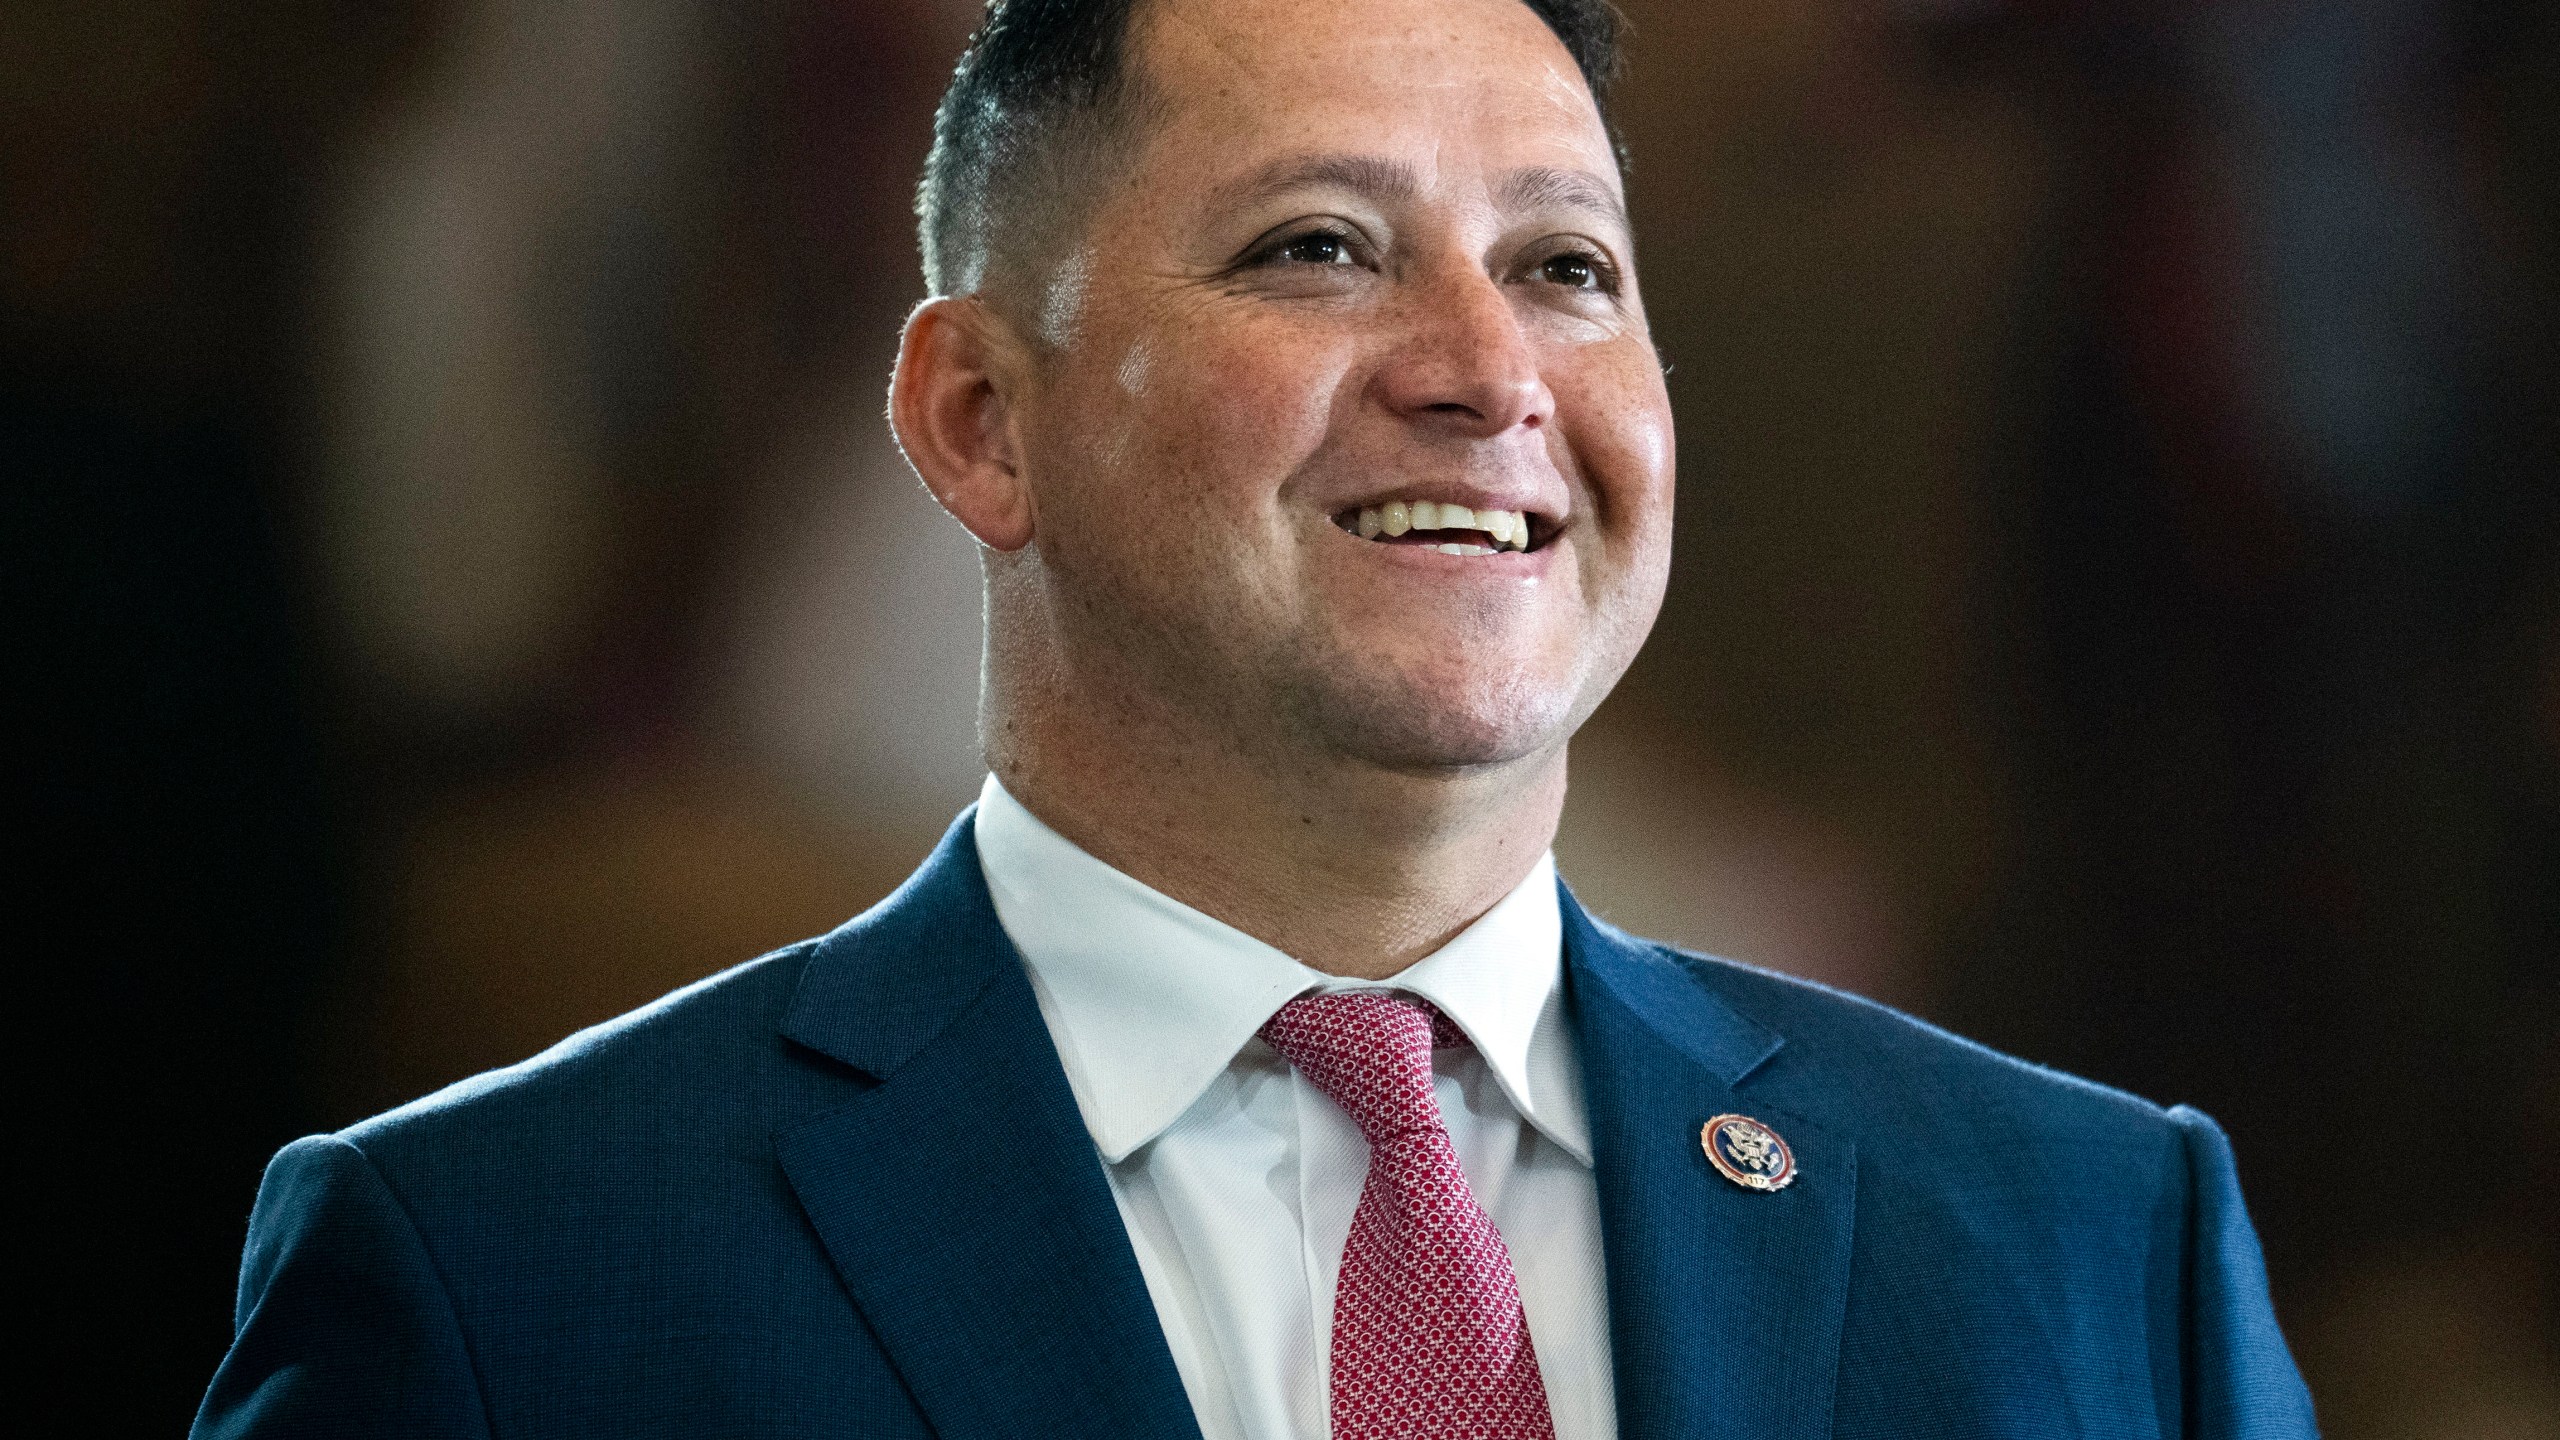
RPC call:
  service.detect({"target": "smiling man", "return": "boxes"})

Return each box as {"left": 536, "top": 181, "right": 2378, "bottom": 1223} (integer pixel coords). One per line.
{"left": 196, "top": 1, "right": 2316, "bottom": 1437}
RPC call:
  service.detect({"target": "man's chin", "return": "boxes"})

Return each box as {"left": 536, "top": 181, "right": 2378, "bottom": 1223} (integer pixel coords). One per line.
{"left": 1292, "top": 671, "right": 1587, "bottom": 775}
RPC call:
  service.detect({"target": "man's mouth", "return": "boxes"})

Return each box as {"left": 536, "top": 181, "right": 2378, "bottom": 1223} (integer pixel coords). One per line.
{"left": 1330, "top": 500, "right": 1543, "bottom": 557}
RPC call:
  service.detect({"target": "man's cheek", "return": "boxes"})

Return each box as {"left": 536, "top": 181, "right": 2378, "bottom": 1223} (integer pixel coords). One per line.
{"left": 1555, "top": 361, "right": 1672, "bottom": 477}
{"left": 1175, "top": 333, "right": 1351, "bottom": 460}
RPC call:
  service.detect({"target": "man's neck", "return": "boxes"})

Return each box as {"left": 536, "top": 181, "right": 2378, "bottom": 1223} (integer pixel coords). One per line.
{"left": 986, "top": 705, "right": 1567, "bottom": 981}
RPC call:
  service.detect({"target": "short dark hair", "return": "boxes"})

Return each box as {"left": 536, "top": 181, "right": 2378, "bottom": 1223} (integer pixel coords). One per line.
{"left": 916, "top": 0, "right": 1628, "bottom": 300}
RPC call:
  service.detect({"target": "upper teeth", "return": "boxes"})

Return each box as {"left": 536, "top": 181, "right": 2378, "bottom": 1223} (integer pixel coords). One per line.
{"left": 1353, "top": 502, "right": 1531, "bottom": 550}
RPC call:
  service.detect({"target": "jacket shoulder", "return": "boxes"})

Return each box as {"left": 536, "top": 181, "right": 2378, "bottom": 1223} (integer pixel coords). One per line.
{"left": 335, "top": 937, "right": 855, "bottom": 1191}
{"left": 1642, "top": 938, "right": 2181, "bottom": 1146}
{"left": 1611, "top": 947, "right": 2311, "bottom": 1432}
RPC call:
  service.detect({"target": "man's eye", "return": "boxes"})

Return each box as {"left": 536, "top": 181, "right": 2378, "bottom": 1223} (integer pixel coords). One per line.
{"left": 1537, "top": 251, "right": 1613, "bottom": 291}
{"left": 1273, "top": 230, "right": 1358, "bottom": 266}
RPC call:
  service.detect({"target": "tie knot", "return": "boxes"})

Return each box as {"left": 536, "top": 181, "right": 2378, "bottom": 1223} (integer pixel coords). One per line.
{"left": 1258, "top": 992, "right": 1464, "bottom": 1145}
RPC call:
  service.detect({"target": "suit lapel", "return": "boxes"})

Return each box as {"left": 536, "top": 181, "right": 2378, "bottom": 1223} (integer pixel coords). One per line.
{"left": 1563, "top": 885, "right": 1857, "bottom": 1440}
{"left": 774, "top": 812, "right": 1202, "bottom": 1440}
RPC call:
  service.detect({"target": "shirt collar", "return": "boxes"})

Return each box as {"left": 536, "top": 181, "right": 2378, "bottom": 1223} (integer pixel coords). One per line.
{"left": 972, "top": 774, "right": 1587, "bottom": 1165}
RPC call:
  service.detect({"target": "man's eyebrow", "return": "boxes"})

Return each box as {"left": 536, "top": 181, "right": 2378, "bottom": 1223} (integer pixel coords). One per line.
{"left": 1213, "top": 153, "right": 1424, "bottom": 213}
{"left": 1205, "top": 155, "right": 1629, "bottom": 234}
{"left": 1496, "top": 166, "right": 1629, "bottom": 233}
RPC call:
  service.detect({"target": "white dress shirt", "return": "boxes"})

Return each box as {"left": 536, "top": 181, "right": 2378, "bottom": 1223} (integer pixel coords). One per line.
{"left": 973, "top": 775, "right": 1615, "bottom": 1440}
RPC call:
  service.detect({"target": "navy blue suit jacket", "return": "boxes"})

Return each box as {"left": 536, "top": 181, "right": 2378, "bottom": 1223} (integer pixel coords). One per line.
{"left": 196, "top": 810, "right": 2317, "bottom": 1437}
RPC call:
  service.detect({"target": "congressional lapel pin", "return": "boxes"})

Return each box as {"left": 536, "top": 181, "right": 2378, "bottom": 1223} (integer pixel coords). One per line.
{"left": 1702, "top": 1113, "right": 1797, "bottom": 1192}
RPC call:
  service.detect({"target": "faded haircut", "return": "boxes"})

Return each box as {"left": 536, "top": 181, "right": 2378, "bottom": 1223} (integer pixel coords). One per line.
{"left": 915, "top": 0, "right": 1629, "bottom": 303}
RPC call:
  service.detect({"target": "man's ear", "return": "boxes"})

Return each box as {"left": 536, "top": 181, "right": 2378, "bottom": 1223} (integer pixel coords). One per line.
{"left": 888, "top": 296, "right": 1036, "bottom": 553}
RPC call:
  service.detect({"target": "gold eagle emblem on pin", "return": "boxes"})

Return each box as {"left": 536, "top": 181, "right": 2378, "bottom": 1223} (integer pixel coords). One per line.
{"left": 1702, "top": 1113, "right": 1797, "bottom": 1192}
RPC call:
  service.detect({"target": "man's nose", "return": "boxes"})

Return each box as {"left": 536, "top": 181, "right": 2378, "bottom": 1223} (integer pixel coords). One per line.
{"left": 1372, "top": 268, "right": 1555, "bottom": 439}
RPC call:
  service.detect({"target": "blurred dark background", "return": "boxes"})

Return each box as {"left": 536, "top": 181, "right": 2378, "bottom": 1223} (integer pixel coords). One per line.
{"left": 8, "top": 0, "right": 2555, "bottom": 1433}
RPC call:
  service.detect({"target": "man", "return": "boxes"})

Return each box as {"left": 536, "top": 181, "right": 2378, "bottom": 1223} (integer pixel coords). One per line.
{"left": 196, "top": 0, "right": 2319, "bottom": 1435}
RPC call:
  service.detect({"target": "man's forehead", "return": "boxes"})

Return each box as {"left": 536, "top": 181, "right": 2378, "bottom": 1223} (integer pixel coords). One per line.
{"left": 1136, "top": 0, "right": 1604, "bottom": 142}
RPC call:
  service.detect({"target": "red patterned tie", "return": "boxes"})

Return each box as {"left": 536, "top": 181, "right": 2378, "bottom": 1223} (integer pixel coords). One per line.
{"left": 1259, "top": 992, "right": 1558, "bottom": 1440}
